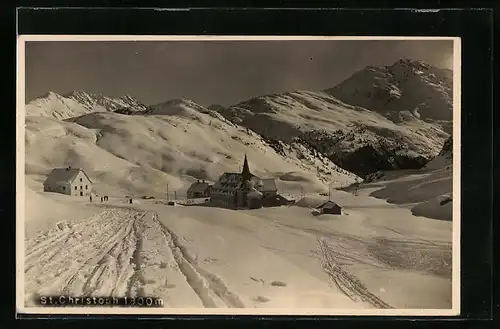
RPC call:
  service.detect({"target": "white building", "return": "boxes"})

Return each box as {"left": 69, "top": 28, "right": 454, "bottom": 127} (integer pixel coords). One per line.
{"left": 43, "top": 167, "right": 92, "bottom": 197}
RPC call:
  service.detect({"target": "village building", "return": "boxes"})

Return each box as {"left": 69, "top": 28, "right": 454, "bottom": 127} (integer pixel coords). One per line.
{"left": 210, "top": 154, "right": 264, "bottom": 208}
{"left": 43, "top": 167, "right": 92, "bottom": 197}
{"left": 186, "top": 180, "right": 211, "bottom": 199}
{"left": 257, "top": 178, "right": 278, "bottom": 198}
{"left": 209, "top": 154, "right": 288, "bottom": 209}
{"left": 262, "top": 193, "right": 293, "bottom": 207}
{"left": 316, "top": 200, "right": 342, "bottom": 215}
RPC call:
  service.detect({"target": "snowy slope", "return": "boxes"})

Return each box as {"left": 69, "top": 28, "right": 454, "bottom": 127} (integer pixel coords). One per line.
{"left": 325, "top": 59, "right": 453, "bottom": 121}
{"left": 24, "top": 188, "right": 453, "bottom": 310}
{"left": 344, "top": 135, "right": 453, "bottom": 221}
{"left": 359, "top": 167, "right": 453, "bottom": 222}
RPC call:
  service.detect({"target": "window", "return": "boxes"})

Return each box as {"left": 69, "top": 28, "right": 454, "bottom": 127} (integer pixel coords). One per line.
{"left": 80, "top": 186, "right": 83, "bottom": 190}
{"left": 80, "top": 178, "right": 83, "bottom": 182}
{"left": 62, "top": 186, "right": 65, "bottom": 190}
{"left": 75, "top": 186, "right": 77, "bottom": 190}
{"left": 85, "top": 185, "right": 88, "bottom": 189}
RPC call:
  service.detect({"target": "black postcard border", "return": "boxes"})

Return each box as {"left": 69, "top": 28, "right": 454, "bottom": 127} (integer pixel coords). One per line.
{"left": 4, "top": 6, "right": 495, "bottom": 327}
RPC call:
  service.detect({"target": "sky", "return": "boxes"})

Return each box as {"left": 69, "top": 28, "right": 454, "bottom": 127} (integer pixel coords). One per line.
{"left": 24, "top": 39, "right": 454, "bottom": 107}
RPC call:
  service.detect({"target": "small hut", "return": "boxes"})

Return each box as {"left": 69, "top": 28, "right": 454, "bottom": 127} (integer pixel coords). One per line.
{"left": 317, "top": 200, "right": 342, "bottom": 215}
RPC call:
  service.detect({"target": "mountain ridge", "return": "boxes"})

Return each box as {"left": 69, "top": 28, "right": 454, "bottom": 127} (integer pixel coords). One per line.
{"left": 26, "top": 90, "right": 149, "bottom": 120}
{"left": 24, "top": 58, "right": 453, "bottom": 180}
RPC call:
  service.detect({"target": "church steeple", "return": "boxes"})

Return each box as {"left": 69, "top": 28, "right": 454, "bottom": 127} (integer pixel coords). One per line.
{"left": 241, "top": 153, "right": 251, "bottom": 183}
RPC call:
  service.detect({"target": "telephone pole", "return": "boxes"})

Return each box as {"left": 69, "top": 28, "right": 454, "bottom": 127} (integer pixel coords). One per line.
{"left": 166, "top": 184, "right": 169, "bottom": 201}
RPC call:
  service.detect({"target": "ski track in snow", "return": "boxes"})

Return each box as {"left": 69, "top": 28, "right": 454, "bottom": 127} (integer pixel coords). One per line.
{"left": 152, "top": 212, "right": 245, "bottom": 308}
{"left": 24, "top": 209, "right": 149, "bottom": 302}
{"left": 317, "top": 237, "right": 393, "bottom": 309}
{"left": 25, "top": 206, "right": 446, "bottom": 309}
{"left": 24, "top": 208, "right": 246, "bottom": 308}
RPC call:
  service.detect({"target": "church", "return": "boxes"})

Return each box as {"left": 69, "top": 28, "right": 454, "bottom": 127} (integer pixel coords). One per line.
{"left": 210, "top": 154, "right": 274, "bottom": 209}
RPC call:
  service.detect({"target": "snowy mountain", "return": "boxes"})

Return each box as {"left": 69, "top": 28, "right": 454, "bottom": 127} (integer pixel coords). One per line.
{"left": 325, "top": 59, "right": 453, "bottom": 121}
{"left": 67, "top": 90, "right": 149, "bottom": 112}
{"left": 24, "top": 58, "right": 453, "bottom": 192}
{"left": 25, "top": 96, "right": 359, "bottom": 199}
{"left": 214, "top": 92, "right": 450, "bottom": 177}
{"left": 22, "top": 59, "right": 456, "bottom": 310}
{"left": 206, "top": 59, "right": 453, "bottom": 178}
{"left": 26, "top": 90, "right": 148, "bottom": 120}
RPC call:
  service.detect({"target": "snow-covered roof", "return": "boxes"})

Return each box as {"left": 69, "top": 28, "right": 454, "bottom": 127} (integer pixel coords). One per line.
{"left": 317, "top": 200, "right": 341, "bottom": 209}
{"left": 43, "top": 167, "right": 92, "bottom": 185}
{"left": 212, "top": 172, "right": 259, "bottom": 193}
{"left": 258, "top": 178, "right": 277, "bottom": 192}
{"left": 187, "top": 181, "right": 210, "bottom": 194}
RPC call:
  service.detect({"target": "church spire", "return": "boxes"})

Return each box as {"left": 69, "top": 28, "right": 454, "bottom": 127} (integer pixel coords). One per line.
{"left": 241, "top": 153, "right": 251, "bottom": 183}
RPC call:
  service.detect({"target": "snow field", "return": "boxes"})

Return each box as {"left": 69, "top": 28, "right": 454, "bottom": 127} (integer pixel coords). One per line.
{"left": 23, "top": 179, "right": 453, "bottom": 310}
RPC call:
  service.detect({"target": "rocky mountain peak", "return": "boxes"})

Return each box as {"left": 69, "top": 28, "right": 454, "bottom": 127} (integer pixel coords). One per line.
{"left": 325, "top": 58, "right": 453, "bottom": 121}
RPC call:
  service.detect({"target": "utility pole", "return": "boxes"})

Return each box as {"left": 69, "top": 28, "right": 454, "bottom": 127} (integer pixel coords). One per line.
{"left": 328, "top": 184, "right": 331, "bottom": 201}
{"left": 166, "top": 184, "right": 169, "bottom": 201}
{"left": 174, "top": 191, "right": 177, "bottom": 201}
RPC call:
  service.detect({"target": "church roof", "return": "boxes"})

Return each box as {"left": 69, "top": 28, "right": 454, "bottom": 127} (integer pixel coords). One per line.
{"left": 241, "top": 153, "right": 251, "bottom": 182}
{"left": 212, "top": 155, "right": 261, "bottom": 195}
